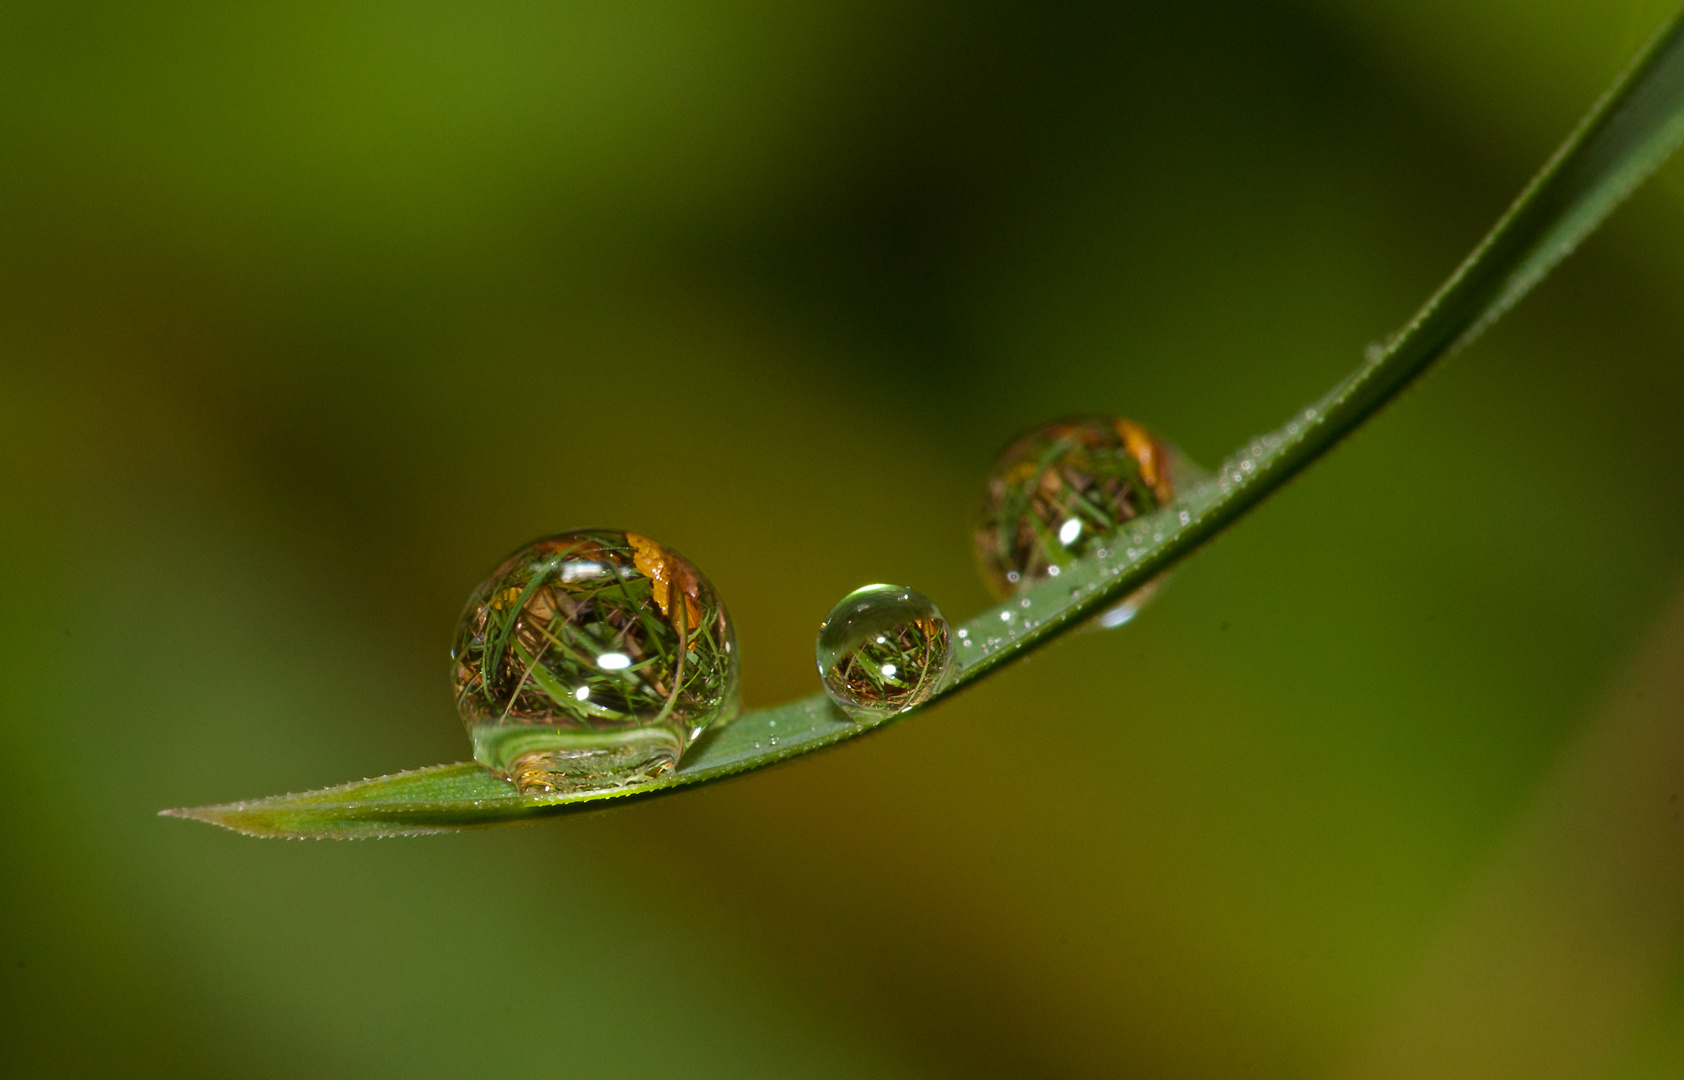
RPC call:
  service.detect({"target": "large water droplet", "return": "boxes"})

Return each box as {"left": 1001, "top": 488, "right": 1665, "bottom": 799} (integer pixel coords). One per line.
{"left": 973, "top": 415, "right": 1184, "bottom": 627}
{"left": 451, "top": 530, "right": 739, "bottom": 794}
{"left": 816, "top": 584, "right": 953, "bottom": 721}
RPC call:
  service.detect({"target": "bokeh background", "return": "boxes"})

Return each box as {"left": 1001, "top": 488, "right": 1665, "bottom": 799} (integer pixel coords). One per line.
{"left": 6, "top": 1, "right": 1684, "bottom": 1077}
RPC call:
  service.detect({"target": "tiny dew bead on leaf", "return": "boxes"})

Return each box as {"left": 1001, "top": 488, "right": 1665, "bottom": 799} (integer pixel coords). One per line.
{"left": 973, "top": 415, "right": 1184, "bottom": 628}
{"left": 816, "top": 585, "right": 954, "bottom": 721}
{"left": 451, "top": 529, "right": 739, "bottom": 795}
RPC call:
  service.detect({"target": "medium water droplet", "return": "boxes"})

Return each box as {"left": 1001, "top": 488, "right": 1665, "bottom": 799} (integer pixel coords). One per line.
{"left": 816, "top": 585, "right": 953, "bottom": 721}
{"left": 973, "top": 415, "right": 1185, "bottom": 628}
{"left": 451, "top": 530, "right": 739, "bottom": 794}
{"left": 1093, "top": 578, "right": 1165, "bottom": 629}
{"left": 974, "top": 416, "right": 1175, "bottom": 592}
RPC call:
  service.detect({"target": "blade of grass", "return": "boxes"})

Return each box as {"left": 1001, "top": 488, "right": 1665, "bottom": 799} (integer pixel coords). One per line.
{"left": 165, "top": 7, "right": 1684, "bottom": 839}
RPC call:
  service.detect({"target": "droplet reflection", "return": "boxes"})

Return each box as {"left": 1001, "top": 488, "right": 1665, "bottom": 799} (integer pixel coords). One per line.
{"left": 816, "top": 584, "right": 953, "bottom": 721}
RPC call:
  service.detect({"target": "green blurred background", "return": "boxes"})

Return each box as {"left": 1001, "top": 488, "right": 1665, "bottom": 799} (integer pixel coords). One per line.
{"left": 5, "top": 1, "right": 1684, "bottom": 1076}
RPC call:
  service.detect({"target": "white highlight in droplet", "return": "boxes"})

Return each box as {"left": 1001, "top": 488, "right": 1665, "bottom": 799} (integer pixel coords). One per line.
{"left": 597, "top": 652, "right": 631, "bottom": 671}
{"left": 1058, "top": 518, "right": 1083, "bottom": 546}
{"left": 574, "top": 686, "right": 591, "bottom": 701}
{"left": 880, "top": 663, "right": 898, "bottom": 678}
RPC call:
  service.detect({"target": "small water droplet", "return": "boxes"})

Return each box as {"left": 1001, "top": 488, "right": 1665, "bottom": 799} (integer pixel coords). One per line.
{"left": 816, "top": 584, "right": 953, "bottom": 721}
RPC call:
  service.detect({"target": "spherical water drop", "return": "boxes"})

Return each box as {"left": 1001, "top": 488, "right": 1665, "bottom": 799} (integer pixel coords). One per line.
{"left": 972, "top": 415, "right": 1187, "bottom": 629}
{"left": 815, "top": 584, "right": 953, "bottom": 721}
{"left": 452, "top": 530, "right": 739, "bottom": 794}
{"left": 974, "top": 416, "right": 1175, "bottom": 593}
{"left": 1093, "top": 578, "right": 1164, "bottom": 629}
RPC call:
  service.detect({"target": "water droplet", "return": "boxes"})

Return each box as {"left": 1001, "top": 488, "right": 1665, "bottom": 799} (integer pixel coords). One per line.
{"left": 974, "top": 416, "right": 1177, "bottom": 594}
{"left": 452, "top": 530, "right": 739, "bottom": 794}
{"left": 816, "top": 584, "right": 953, "bottom": 721}
{"left": 1093, "top": 578, "right": 1165, "bottom": 629}
{"left": 972, "top": 415, "right": 1184, "bottom": 629}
